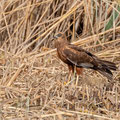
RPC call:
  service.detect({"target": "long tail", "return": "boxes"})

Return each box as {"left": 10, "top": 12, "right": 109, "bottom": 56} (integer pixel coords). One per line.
{"left": 96, "top": 60, "right": 117, "bottom": 80}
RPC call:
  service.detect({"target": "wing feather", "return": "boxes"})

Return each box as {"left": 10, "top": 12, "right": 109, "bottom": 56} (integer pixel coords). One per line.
{"left": 69, "top": 44, "right": 97, "bottom": 58}
{"left": 63, "top": 46, "right": 96, "bottom": 68}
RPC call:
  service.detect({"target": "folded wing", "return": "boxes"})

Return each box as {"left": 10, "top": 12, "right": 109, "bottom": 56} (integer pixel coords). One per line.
{"left": 63, "top": 45, "right": 97, "bottom": 68}
{"left": 62, "top": 45, "right": 117, "bottom": 80}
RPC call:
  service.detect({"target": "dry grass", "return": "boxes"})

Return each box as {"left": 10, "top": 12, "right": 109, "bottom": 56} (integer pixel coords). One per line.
{"left": 0, "top": 0, "right": 120, "bottom": 119}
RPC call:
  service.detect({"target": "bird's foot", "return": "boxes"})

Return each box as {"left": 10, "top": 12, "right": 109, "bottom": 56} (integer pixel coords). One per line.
{"left": 64, "top": 79, "right": 73, "bottom": 86}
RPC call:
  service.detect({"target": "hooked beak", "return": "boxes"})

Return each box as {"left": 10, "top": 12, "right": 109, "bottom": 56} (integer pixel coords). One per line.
{"left": 53, "top": 35, "right": 58, "bottom": 39}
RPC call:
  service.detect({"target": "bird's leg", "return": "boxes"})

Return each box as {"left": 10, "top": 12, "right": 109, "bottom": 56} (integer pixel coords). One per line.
{"left": 76, "top": 67, "right": 83, "bottom": 86}
{"left": 64, "top": 70, "right": 72, "bottom": 86}
{"left": 76, "top": 75, "right": 79, "bottom": 86}
{"left": 65, "top": 65, "right": 74, "bottom": 86}
{"left": 68, "top": 70, "right": 72, "bottom": 82}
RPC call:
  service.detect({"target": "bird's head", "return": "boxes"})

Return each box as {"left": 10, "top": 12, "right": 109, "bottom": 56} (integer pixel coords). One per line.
{"left": 54, "top": 32, "right": 68, "bottom": 48}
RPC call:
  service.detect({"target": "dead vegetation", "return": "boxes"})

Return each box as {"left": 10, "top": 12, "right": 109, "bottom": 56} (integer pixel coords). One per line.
{"left": 0, "top": 0, "right": 120, "bottom": 119}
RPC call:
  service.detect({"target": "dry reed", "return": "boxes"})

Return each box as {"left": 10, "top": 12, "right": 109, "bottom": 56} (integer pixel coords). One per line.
{"left": 0, "top": 0, "right": 120, "bottom": 119}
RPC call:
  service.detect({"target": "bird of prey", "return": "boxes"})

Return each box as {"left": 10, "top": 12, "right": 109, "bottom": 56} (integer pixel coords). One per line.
{"left": 54, "top": 33, "right": 117, "bottom": 85}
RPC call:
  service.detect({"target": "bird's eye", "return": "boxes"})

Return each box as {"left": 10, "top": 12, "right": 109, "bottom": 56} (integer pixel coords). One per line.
{"left": 56, "top": 33, "right": 62, "bottom": 37}
{"left": 54, "top": 33, "right": 62, "bottom": 38}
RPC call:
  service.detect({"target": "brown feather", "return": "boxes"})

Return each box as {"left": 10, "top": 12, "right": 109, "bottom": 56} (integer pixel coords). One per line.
{"left": 54, "top": 33, "right": 117, "bottom": 80}
{"left": 68, "top": 65, "right": 74, "bottom": 73}
{"left": 76, "top": 67, "right": 83, "bottom": 75}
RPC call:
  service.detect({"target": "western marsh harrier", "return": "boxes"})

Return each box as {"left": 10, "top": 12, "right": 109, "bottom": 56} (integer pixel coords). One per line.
{"left": 54, "top": 33, "right": 117, "bottom": 85}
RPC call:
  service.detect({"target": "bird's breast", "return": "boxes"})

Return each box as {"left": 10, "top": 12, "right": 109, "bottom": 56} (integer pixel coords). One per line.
{"left": 57, "top": 48, "right": 71, "bottom": 65}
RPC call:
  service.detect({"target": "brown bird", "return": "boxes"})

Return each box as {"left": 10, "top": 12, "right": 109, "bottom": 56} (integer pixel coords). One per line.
{"left": 54, "top": 33, "right": 117, "bottom": 85}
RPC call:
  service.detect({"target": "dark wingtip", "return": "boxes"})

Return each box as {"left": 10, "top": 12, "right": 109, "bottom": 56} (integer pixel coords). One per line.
{"left": 101, "top": 60, "right": 117, "bottom": 71}
{"left": 97, "top": 69, "right": 113, "bottom": 80}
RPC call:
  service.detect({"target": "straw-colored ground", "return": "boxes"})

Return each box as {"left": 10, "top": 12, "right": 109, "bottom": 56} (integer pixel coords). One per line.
{"left": 0, "top": 0, "right": 120, "bottom": 120}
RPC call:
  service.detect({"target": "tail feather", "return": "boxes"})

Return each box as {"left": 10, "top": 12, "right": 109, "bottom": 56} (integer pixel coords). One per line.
{"left": 100, "top": 60, "right": 117, "bottom": 71}
{"left": 97, "top": 69, "right": 113, "bottom": 80}
{"left": 96, "top": 59, "right": 117, "bottom": 80}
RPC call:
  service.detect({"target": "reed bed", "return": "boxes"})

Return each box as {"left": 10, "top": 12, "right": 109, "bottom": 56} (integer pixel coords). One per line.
{"left": 0, "top": 0, "right": 120, "bottom": 119}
